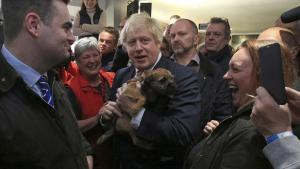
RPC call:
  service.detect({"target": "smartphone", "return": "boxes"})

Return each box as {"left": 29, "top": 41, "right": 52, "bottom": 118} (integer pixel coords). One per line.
{"left": 259, "top": 43, "right": 287, "bottom": 104}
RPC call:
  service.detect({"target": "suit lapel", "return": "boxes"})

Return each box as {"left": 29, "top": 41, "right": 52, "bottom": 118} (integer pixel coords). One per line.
{"left": 123, "top": 65, "right": 136, "bottom": 82}
{"left": 153, "top": 56, "right": 167, "bottom": 69}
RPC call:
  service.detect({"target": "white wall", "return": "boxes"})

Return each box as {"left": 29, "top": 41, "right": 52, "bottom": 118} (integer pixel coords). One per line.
{"left": 113, "top": 0, "right": 127, "bottom": 27}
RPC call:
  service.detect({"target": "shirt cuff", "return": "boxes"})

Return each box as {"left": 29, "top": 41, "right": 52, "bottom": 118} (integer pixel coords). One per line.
{"left": 265, "top": 131, "right": 294, "bottom": 144}
{"left": 130, "top": 107, "right": 145, "bottom": 129}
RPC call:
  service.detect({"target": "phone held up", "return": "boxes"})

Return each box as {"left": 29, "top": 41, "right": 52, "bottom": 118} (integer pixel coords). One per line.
{"left": 258, "top": 42, "right": 287, "bottom": 105}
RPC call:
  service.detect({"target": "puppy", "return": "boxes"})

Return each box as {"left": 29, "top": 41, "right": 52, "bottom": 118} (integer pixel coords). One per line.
{"left": 97, "top": 68, "right": 176, "bottom": 150}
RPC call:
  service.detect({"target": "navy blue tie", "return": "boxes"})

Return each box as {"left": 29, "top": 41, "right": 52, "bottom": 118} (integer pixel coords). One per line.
{"left": 37, "top": 75, "right": 54, "bottom": 108}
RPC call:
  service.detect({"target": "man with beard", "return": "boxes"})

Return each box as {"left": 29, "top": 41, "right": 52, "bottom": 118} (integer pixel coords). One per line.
{"left": 169, "top": 19, "right": 233, "bottom": 140}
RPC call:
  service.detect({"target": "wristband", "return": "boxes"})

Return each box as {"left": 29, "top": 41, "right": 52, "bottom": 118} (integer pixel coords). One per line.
{"left": 265, "top": 131, "right": 294, "bottom": 144}
{"left": 98, "top": 115, "right": 105, "bottom": 127}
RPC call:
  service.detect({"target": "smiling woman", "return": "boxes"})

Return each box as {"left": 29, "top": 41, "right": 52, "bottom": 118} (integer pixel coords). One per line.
{"left": 66, "top": 37, "right": 115, "bottom": 169}
{"left": 184, "top": 39, "right": 296, "bottom": 169}
{"left": 224, "top": 40, "right": 295, "bottom": 109}
{"left": 224, "top": 47, "right": 259, "bottom": 108}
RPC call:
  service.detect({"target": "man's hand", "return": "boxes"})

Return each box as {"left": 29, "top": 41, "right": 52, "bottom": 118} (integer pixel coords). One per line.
{"left": 98, "top": 101, "right": 122, "bottom": 120}
{"left": 116, "top": 82, "right": 145, "bottom": 117}
{"left": 203, "top": 120, "right": 220, "bottom": 135}
{"left": 251, "top": 87, "right": 292, "bottom": 137}
{"left": 115, "top": 116, "right": 132, "bottom": 133}
{"left": 285, "top": 87, "right": 300, "bottom": 124}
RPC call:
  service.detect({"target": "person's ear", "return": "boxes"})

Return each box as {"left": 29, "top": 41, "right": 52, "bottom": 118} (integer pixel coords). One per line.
{"left": 193, "top": 33, "right": 199, "bottom": 46}
{"left": 290, "top": 46, "right": 299, "bottom": 60}
{"left": 24, "top": 12, "right": 41, "bottom": 38}
{"left": 226, "top": 35, "right": 231, "bottom": 44}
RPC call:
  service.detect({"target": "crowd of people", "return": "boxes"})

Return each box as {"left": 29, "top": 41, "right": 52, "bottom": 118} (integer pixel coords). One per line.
{"left": 0, "top": 0, "right": 299, "bottom": 169}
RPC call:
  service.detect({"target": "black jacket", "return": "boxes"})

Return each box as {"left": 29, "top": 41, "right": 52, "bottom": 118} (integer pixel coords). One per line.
{"left": 79, "top": 6, "right": 102, "bottom": 25}
{"left": 110, "top": 45, "right": 129, "bottom": 72}
{"left": 184, "top": 101, "right": 273, "bottom": 169}
{"left": 197, "top": 55, "right": 234, "bottom": 137}
{"left": 101, "top": 51, "right": 116, "bottom": 71}
{"left": 0, "top": 53, "right": 88, "bottom": 169}
{"left": 203, "top": 45, "right": 233, "bottom": 75}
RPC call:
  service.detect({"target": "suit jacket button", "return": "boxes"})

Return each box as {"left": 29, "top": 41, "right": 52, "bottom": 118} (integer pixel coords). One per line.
{"left": 1, "top": 77, "right": 6, "bottom": 82}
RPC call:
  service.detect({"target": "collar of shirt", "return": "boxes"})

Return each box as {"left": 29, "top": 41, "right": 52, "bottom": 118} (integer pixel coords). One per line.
{"left": 170, "top": 53, "right": 200, "bottom": 65}
{"left": 135, "top": 52, "right": 162, "bottom": 75}
{"left": 1, "top": 45, "right": 42, "bottom": 94}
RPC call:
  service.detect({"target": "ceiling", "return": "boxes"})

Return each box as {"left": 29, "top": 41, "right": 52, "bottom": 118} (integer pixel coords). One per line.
{"left": 68, "top": 0, "right": 299, "bottom": 34}
{"left": 149, "top": 0, "right": 299, "bottom": 34}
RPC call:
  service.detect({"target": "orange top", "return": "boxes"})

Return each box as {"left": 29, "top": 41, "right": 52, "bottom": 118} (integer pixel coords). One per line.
{"left": 69, "top": 69, "right": 115, "bottom": 119}
{"left": 58, "top": 61, "right": 79, "bottom": 85}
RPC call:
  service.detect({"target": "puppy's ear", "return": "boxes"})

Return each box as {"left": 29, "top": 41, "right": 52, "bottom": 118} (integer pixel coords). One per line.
{"left": 142, "top": 74, "right": 153, "bottom": 88}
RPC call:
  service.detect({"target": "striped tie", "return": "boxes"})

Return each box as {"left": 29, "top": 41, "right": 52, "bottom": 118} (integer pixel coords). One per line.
{"left": 37, "top": 75, "right": 54, "bottom": 108}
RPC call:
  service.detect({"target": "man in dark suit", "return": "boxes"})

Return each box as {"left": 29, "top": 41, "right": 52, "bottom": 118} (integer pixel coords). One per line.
{"left": 99, "top": 13, "right": 201, "bottom": 169}
{"left": 169, "top": 19, "right": 233, "bottom": 139}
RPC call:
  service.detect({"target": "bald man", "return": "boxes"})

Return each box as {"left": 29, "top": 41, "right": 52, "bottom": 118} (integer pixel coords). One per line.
{"left": 258, "top": 27, "right": 299, "bottom": 59}
{"left": 258, "top": 26, "right": 300, "bottom": 90}
{"left": 275, "top": 18, "right": 300, "bottom": 45}
{"left": 170, "top": 19, "right": 233, "bottom": 138}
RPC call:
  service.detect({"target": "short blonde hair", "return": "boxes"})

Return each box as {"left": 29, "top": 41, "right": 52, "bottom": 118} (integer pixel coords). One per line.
{"left": 119, "top": 13, "right": 163, "bottom": 45}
